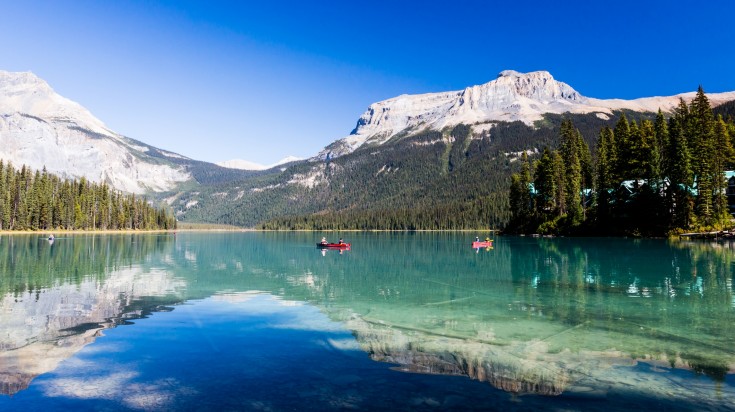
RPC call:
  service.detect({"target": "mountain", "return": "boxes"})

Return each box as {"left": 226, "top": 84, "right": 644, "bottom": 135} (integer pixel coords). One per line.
{"left": 216, "top": 155, "right": 303, "bottom": 171}
{"left": 320, "top": 70, "right": 735, "bottom": 159}
{"left": 0, "top": 71, "right": 254, "bottom": 194}
{"left": 3, "top": 69, "right": 732, "bottom": 228}
{"left": 176, "top": 70, "right": 735, "bottom": 228}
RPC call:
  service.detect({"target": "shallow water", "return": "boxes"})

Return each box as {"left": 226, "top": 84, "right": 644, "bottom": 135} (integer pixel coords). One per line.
{"left": 0, "top": 232, "right": 733, "bottom": 411}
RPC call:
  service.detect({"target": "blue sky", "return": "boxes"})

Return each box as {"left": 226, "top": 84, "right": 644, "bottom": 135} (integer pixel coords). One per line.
{"left": 2, "top": 0, "right": 734, "bottom": 164}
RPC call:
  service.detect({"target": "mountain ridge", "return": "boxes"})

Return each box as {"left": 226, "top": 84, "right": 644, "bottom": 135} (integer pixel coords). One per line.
{"left": 319, "top": 70, "right": 735, "bottom": 159}
{"left": 1, "top": 69, "right": 734, "bottom": 229}
{"left": 0, "top": 70, "right": 199, "bottom": 193}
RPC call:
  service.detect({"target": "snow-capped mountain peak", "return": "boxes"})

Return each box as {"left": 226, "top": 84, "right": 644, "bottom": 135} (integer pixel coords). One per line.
{"left": 0, "top": 70, "right": 191, "bottom": 194}
{"left": 0, "top": 71, "right": 111, "bottom": 136}
{"left": 319, "top": 70, "right": 735, "bottom": 159}
{"left": 486, "top": 69, "right": 581, "bottom": 102}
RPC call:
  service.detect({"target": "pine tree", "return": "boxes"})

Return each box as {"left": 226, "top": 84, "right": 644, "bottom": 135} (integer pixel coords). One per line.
{"left": 533, "top": 148, "right": 558, "bottom": 220}
{"left": 559, "top": 119, "right": 582, "bottom": 225}
{"left": 595, "top": 127, "right": 615, "bottom": 229}
{"left": 654, "top": 110, "right": 669, "bottom": 181}
{"left": 689, "top": 86, "right": 717, "bottom": 226}
{"left": 0, "top": 160, "right": 5, "bottom": 230}
{"left": 636, "top": 120, "right": 656, "bottom": 179}
{"left": 508, "top": 152, "right": 534, "bottom": 230}
{"left": 552, "top": 150, "right": 567, "bottom": 218}
{"left": 5, "top": 163, "right": 16, "bottom": 229}
{"left": 666, "top": 115, "right": 693, "bottom": 229}
{"left": 613, "top": 113, "right": 631, "bottom": 181}
{"left": 713, "top": 115, "right": 734, "bottom": 220}
{"left": 38, "top": 168, "right": 52, "bottom": 230}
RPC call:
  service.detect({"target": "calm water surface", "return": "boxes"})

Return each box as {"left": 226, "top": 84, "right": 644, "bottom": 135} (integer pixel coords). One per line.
{"left": 0, "top": 232, "right": 733, "bottom": 411}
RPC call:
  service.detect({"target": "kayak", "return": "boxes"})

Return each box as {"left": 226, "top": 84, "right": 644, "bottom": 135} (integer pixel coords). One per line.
{"left": 317, "top": 243, "right": 351, "bottom": 250}
{"left": 472, "top": 241, "right": 493, "bottom": 248}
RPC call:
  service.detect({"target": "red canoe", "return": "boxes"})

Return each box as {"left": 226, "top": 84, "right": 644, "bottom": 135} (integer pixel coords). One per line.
{"left": 317, "top": 243, "right": 351, "bottom": 250}
{"left": 472, "top": 241, "right": 493, "bottom": 248}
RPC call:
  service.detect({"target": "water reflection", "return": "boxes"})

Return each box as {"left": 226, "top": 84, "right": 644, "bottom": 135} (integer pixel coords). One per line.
{"left": 0, "top": 232, "right": 733, "bottom": 408}
{"left": 0, "top": 234, "right": 181, "bottom": 395}
{"left": 271, "top": 234, "right": 734, "bottom": 403}
{"left": 163, "top": 233, "right": 735, "bottom": 402}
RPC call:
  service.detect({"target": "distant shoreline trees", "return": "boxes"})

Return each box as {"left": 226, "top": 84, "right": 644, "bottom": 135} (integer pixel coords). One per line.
{"left": 508, "top": 87, "right": 735, "bottom": 236}
{"left": 0, "top": 162, "right": 176, "bottom": 231}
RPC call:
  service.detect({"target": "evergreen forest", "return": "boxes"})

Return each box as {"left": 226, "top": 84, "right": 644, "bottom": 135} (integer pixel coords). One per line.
{"left": 508, "top": 87, "right": 735, "bottom": 236}
{"left": 172, "top": 89, "right": 735, "bottom": 233}
{"left": 250, "top": 113, "right": 671, "bottom": 230}
{"left": 0, "top": 161, "right": 176, "bottom": 231}
{"left": 228, "top": 112, "right": 619, "bottom": 230}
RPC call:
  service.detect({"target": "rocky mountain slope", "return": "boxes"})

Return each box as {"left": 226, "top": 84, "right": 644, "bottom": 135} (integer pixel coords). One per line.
{"left": 1, "top": 69, "right": 733, "bottom": 228}
{"left": 320, "top": 70, "right": 735, "bottom": 159}
{"left": 0, "top": 71, "right": 254, "bottom": 194}
{"left": 177, "top": 70, "right": 735, "bottom": 228}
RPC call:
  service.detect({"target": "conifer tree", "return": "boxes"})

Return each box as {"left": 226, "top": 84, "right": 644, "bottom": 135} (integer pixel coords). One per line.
{"left": 638, "top": 120, "right": 655, "bottom": 178}
{"left": 666, "top": 115, "right": 693, "bottom": 229}
{"left": 0, "top": 161, "right": 5, "bottom": 230}
{"left": 0, "top": 163, "right": 175, "bottom": 232}
{"left": 713, "top": 115, "right": 734, "bottom": 220}
{"left": 613, "top": 113, "right": 631, "bottom": 181}
{"left": 689, "top": 86, "right": 717, "bottom": 226}
{"left": 509, "top": 152, "right": 534, "bottom": 230}
{"left": 654, "top": 110, "right": 669, "bottom": 181}
{"left": 552, "top": 150, "right": 567, "bottom": 218}
{"left": 533, "top": 148, "right": 558, "bottom": 220}
{"left": 559, "top": 119, "right": 582, "bottom": 225}
{"left": 595, "top": 127, "right": 615, "bottom": 229}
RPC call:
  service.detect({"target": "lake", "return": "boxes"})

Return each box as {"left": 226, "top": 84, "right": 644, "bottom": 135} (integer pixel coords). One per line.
{"left": 0, "top": 232, "right": 733, "bottom": 411}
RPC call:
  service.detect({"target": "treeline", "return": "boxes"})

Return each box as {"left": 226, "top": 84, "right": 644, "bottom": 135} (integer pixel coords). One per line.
{"left": 0, "top": 161, "right": 176, "bottom": 231}
{"left": 259, "top": 193, "right": 508, "bottom": 230}
{"left": 256, "top": 125, "right": 514, "bottom": 230}
{"left": 508, "top": 87, "right": 735, "bottom": 236}
{"left": 0, "top": 234, "right": 174, "bottom": 296}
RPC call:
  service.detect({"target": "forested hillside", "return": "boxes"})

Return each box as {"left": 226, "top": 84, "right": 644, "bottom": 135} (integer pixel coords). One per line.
{"left": 0, "top": 161, "right": 176, "bottom": 231}
{"left": 175, "top": 93, "right": 735, "bottom": 231}
{"left": 174, "top": 110, "right": 641, "bottom": 229}
{"left": 509, "top": 89, "right": 735, "bottom": 236}
{"left": 714, "top": 99, "right": 735, "bottom": 122}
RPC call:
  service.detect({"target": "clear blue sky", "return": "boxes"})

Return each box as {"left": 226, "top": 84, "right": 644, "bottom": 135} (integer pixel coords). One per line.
{"left": 2, "top": 0, "right": 734, "bottom": 165}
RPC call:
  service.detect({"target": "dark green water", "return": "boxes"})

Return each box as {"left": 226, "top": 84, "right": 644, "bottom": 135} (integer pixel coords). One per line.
{"left": 0, "top": 232, "right": 733, "bottom": 411}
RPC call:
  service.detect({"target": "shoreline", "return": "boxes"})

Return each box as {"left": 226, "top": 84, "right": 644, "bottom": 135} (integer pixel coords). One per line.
{"left": 0, "top": 228, "right": 254, "bottom": 236}
{"left": 0, "top": 228, "right": 499, "bottom": 236}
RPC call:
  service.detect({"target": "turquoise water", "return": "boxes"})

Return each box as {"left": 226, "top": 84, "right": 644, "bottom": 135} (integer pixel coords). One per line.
{"left": 0, "top": 232, "right": 733, "bottom": 411}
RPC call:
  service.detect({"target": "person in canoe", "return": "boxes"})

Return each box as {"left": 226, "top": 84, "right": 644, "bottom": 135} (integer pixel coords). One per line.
{"left": 338, "top": 238, "right": 344, "bottom": 244}
{"left": 321, "top": 237, "right": 328, "bottom": 245}
{"left": 475, "top": 236, "right": 480, "bottom": 242}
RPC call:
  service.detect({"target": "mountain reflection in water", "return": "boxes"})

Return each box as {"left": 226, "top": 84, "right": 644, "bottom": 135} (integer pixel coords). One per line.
{"left": 0, "top": 234, "right": 183, "bottom": 395}
{"left": 0, "top": 233, "right": 733, "bottom": 410}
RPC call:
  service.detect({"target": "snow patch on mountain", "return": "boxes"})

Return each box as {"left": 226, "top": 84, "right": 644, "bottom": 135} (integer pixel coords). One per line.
{"left": 217, "top": 155, "right": 303, "bottom": 171}
{"left": 0, "top": 71, "right": 191, "bottom": 194}
{"left": 217, "top": 159, "right": 269, "bottom": 170}
{"left": 319, "top": 70, "right": 735, "bottom": 159}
